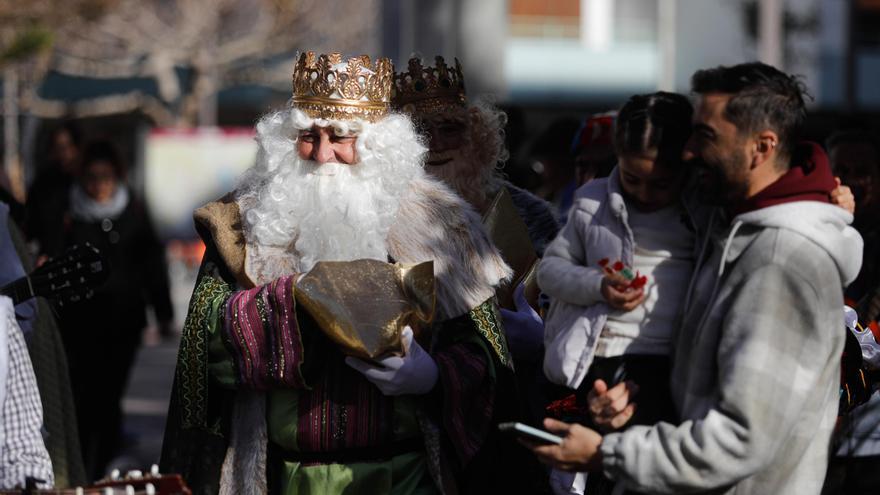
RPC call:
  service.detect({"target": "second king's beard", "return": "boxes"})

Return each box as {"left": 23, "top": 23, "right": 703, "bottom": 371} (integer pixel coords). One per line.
{"left": 426, "top": 144, "right": 496, "bottom": 212}
{"left": 243, "top": 159, "right": 403, "bottom": 273}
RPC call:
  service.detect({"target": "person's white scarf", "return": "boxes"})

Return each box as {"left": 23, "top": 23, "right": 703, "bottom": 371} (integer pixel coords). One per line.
{"left": 69, "top": 184, "right": 129, "bottom": 221}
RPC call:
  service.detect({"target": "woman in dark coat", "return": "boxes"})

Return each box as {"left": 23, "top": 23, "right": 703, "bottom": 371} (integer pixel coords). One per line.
{"left": 54, "top": 140, "right": 173, "bottom": 481}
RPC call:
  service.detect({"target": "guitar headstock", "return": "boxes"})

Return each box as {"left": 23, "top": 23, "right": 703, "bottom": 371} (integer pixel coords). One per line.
{"left": 90, "top": 466, "right": 191, "bottom": 495}
{"left": 4, "top": 466, "right": 191, "bottom": 495}
{"left": 30, "top": 243, "right": 109, "bottom": 306}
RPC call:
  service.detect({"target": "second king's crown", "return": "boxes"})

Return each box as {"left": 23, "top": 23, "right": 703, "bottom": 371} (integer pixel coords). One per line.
{"left": 393, "top": 56, "right": 467, "bottom": 115}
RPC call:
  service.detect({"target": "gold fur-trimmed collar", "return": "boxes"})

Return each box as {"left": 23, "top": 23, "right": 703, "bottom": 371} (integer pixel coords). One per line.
{"left": 193, "top": 194, "right": 253, "bottom": 289}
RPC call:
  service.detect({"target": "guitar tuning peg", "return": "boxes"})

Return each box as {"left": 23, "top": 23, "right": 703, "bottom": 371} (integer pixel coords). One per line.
{"left": 125, "top": 485, "right": 135, "bottom": 495}
{"left": 76, "top": 487, "right": 84, "bottom": 495}
{"left": 111, "top": 469, "right": 121, "bottom": 480}
{"left": 127, "top": 469, "right": 143, "bottom": 479}
{"left": 145, "top": 483, "right": 156, "bottom": 495}
{"left": 104, "top": 488, "right": 114, "bottom": 495}
{"left": 150, "top": 464, "right": 160, "bottom": 476}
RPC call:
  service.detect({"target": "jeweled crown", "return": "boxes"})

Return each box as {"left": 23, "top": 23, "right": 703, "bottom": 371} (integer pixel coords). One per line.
{"left": 292, "top": 51, "right": 393, "bottom": 122}
{"left": 392, "top": 56, "right": 467, "bottom": 115}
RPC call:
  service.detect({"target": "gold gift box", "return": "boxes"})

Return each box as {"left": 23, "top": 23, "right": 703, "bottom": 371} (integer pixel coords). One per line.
{"left": 294, "top": 259, "right": 436, "bottom": 361}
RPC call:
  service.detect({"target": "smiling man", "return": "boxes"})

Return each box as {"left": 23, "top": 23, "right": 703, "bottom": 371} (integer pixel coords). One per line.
{"left": 527, "top": 62, "right": 863, "bottom": 495}
{"left": 160, "top": 51, "right": 516, "bottom": 495}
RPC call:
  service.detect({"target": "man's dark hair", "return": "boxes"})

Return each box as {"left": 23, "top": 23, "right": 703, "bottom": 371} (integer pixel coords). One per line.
{"left": 691, "top": 62, "right": 808, "bottom": 165}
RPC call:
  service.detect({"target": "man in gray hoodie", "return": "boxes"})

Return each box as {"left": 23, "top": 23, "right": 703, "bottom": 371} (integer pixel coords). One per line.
{"left": 528, "top": 63, "right": 863, "bottom": 494}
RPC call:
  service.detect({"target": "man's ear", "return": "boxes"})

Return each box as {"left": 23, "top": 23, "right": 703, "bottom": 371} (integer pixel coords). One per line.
{"left": 751, "top": 130, "right": 779, "bottom": 169}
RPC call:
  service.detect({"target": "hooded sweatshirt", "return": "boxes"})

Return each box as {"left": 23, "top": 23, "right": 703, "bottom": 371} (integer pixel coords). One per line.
{"left": 599, "top": 145, "right": 863, "bottom": 494}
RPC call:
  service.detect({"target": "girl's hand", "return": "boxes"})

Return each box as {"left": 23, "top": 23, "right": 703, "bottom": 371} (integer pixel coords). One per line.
{"left": 600, "top": 275, "right": 645, "bottom": 311}
{"left": 587, "top": 379, "right": 638, "bottom": 431}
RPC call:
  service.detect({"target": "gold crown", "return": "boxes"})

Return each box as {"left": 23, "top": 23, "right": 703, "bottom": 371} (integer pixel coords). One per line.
{"left": 393, "top": 56, "right": 467, "bottom": 115}
{"left": 291, "top": 51, "right": 393, "bottom": 122}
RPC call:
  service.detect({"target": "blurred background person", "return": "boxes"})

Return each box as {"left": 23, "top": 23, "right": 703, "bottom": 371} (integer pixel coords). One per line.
{"left": 54, "top": 139, "right": 173, "bottom": 480}
{"left": 571, "top": 112, "right": 617, "bottom": 188}
{"left": 823, "top": 129, "right": 880, "bottom": 495}
{"left": 2, "top": 155, "right": 87, "bottom": 488}
{"left": 527, "top": 118, "right": 582, "bottom": 222}
{"left": 25, "top": 122, "right": 84, "bottom": 258}
{"left": 827, "top": 130, "right": 880, "bottom": 317}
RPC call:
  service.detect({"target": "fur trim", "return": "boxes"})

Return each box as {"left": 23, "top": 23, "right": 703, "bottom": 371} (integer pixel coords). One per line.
{"left": 193, "top": 194, "right": 253, "bottom": 288}
{"left": 219, "top": 391, "right": 267, "bottom": 495}
{"left": 386, "top": 175, "right": 511, "bottom": 319}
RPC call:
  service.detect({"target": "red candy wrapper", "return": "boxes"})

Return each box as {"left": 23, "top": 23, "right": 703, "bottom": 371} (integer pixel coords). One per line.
{"left": 599, "top": 258, "right": 649, "bottom": 291}
{"left": 545, "top": 394, "right": 586, "bottom": 419}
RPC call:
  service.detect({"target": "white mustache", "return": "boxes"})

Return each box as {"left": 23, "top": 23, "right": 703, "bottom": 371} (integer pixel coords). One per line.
{"left": 307, "top": 161, "right": 348, "bottom": 176}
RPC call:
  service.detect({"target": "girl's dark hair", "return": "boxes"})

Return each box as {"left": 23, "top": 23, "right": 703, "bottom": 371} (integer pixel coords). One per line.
{"left": 81, "top": 140, "right": 126, "bottom": 179}
{"left": 614, "top": 92, "right": 693, "bottom": 167}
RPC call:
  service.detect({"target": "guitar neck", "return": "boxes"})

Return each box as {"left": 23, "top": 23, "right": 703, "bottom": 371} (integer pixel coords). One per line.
{"left": 0, "top": 276, "right": 33, "bottom": 306}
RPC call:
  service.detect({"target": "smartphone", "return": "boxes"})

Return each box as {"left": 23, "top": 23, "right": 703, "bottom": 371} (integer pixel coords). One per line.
{"left": 498, "top": 422, "right": 563, "bottom": 445}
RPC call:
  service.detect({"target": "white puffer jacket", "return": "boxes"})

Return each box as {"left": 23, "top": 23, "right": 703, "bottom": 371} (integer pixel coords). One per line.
{"left": 537, "top": 169, "right": 708, "bottom": 389}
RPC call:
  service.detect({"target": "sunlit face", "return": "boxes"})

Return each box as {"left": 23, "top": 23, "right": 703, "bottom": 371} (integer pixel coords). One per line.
{"left": 618, "top": 150, "right": 686, "bottom": 212}
{"left": 830, "top": 142, "right": 880, "bottom": 210}
{"left": 420, "top": 114, "right": 468, "bottom": 167}
{"left": 82, "top": 160, "right": 118, "bottom": 204}
{"left": 684, "top": 92, "right": 750, "bottom": 205}
{"left": 296, "top": 126, "right": 358, "bottom": 165}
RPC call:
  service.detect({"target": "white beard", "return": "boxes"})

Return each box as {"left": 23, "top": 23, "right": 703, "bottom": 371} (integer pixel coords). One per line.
{"left": 240, "top": 158, "right": 406, "bottom": 275}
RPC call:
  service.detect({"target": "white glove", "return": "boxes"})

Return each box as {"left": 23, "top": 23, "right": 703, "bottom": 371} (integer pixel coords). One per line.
{"left": 345, "top": 326, "right": 439, "bottom": 395}
{"left": 845, "top": 305, "right": 880, "bottom": 370}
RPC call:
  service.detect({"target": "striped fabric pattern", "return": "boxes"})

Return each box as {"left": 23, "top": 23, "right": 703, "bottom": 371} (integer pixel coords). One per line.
{"left": 295, "top": 355, "right": 395, "bottom": 457}
{"left": 224, "top": 275, "right": 306, "bottom": 390}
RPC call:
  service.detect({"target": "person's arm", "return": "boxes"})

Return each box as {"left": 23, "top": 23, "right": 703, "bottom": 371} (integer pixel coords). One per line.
{"left": 0, "top": 318, "right": 53, "bottom": 489}
{"left": 199, "top": 271, "right": 309, "bottom": 391}
{"left": 537, "top": 204, "right": 605, "bottom": 306}
{"left": 600, "top": 265, "right": 838, "bottom": 493}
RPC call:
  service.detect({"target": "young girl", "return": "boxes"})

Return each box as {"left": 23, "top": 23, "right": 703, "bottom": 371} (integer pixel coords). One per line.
{"left": 537, "top": 92, "right": 705, "bottom": 494}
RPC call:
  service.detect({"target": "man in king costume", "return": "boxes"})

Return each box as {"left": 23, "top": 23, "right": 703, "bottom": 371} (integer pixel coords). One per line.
{"left": 393, "top": 55, "right": 557, "bottom": 493}
{"left": 160, "top": 51, "right": 518, "bottom": 495}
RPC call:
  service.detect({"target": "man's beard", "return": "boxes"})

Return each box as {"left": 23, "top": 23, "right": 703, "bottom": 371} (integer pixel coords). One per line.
{"left": 692, "top": 148, "right": 750, "bottom": 206}
{"left": 242, "top": 158, "right": 406, "bottom": 273}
